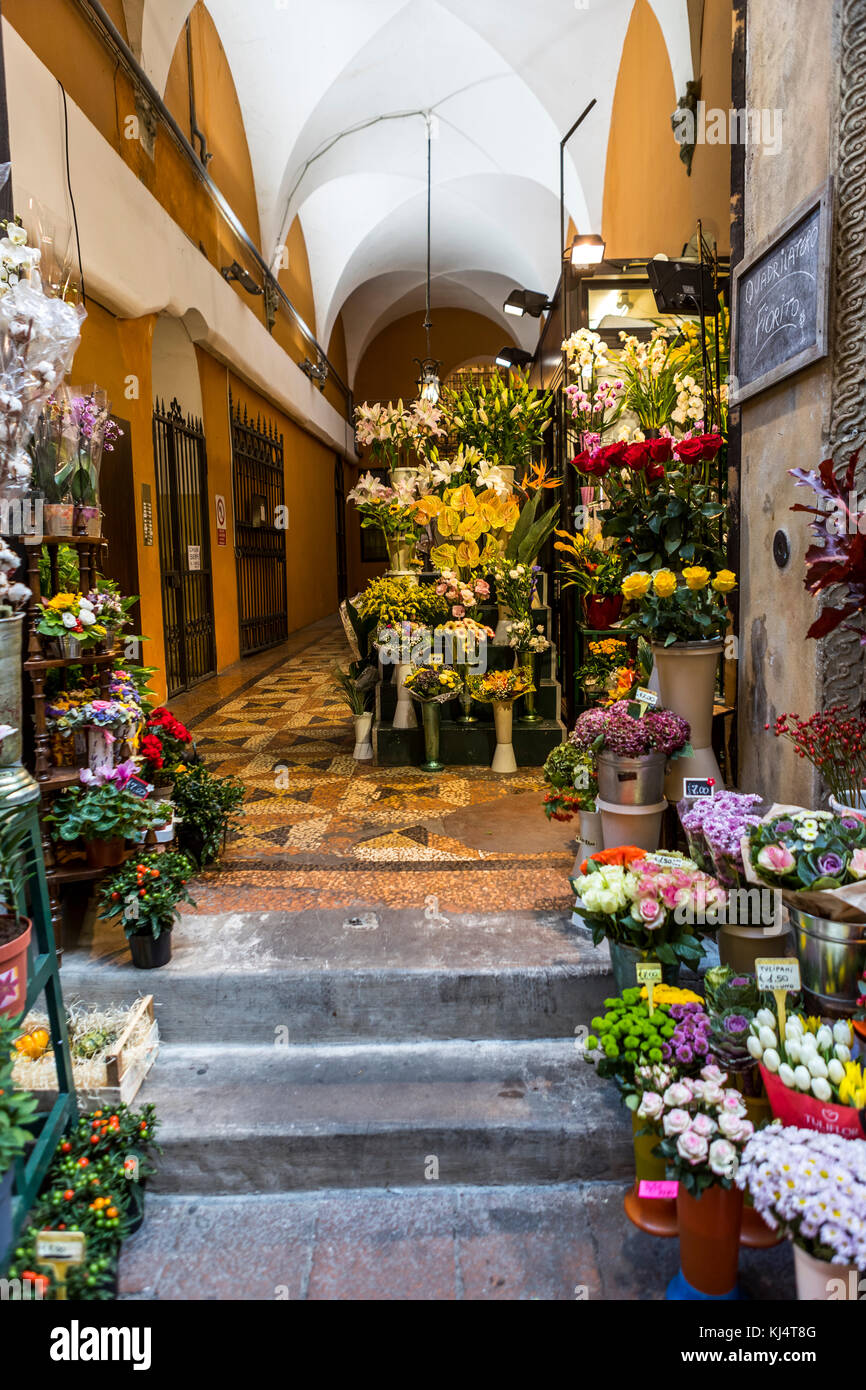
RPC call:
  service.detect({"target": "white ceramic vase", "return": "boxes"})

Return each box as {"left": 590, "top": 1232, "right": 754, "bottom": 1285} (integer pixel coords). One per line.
{"left": 392, "top": 663, "right": 417, "bottom": 730}
{"left": 491, "top": 701, "right": 517, "bottom": 773}
{"left": 652, "top": 639, "right": 725, "bottom": 800}
{"left": 571, "top": 806, "right": 604, "bottom": 877}
{"left": 793, "top": 1244, "right": 861, "bottom": 1300}
{"left": 353, "top": 711, "right": 374, "bottom": 760}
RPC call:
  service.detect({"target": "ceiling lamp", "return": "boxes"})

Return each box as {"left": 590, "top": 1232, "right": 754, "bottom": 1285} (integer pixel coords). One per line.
{"left": 495, "top": 347, "right": 534, "bottom": 370}
{"left": 413, "top": 115, "right": 441, "bottom": 405}
{"left": 568, "top": 233, "right": 606, "bottom": 269}
{"left": 504, "top": 289, "right": 552, "bottom": 319}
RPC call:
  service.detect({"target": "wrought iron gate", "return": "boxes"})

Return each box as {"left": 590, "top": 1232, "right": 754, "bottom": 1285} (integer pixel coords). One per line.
{"left": 153, "top": 398, "right": 217, "bottom": 698}
{"left": 230, "top": 392, "right": 288, "bottom": 655}
{"left": 334, "top": 456, "right": 348, "bottom": 603}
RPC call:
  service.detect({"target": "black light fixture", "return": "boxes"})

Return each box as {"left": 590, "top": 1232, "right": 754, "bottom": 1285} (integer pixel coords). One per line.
{"left": 568, "top": 232, "right": 606, "bottom": 269}
{"left": 495, "top": 346, "right": 534, "bottom": 370}
{"left": 221, "top": 260, "right": 263, "bottom": 295}
{"left": 412, "top": 115, "right": 441, "bottom": 405}
{"left": 503, "top": 289, "right": 552, "bottom": 319}
{"left": 646, "top": 257, "right": 718, "bottom": 315}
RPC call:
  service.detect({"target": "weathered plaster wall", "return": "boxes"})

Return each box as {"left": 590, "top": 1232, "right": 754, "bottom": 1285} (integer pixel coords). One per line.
{"left": 736, "top": 0, "right": 836, "bottom": 801}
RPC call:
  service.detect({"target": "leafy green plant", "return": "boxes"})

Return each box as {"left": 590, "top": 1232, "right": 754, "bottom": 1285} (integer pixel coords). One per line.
{"left": 38, "top": 542, "right": 79, "bottom": 597}
{"left": 505, "top": 487, "right": 560, "bottom": 567}
{"left": 0, "top": 1013, "right": 39, "bottom": 1181}
{"left": 46, "top": 783, "right": 163, "bottom": 844}
{"left": 171, "top": 765, "right": 245, "bottom": 866}
{"left": 97, "top": 850, "right": 196, "bottom": 940}
{"left": 441, "top": 370, "right": 552, "bottom": 469}
{"left": 329, "top": 663, "right": 375, "bottom": 716}
{"left": 355, "top": 575, "right": 450, "bottom": 628}
{"left": 0, "top": 812, "right": 28, "bottom": 917}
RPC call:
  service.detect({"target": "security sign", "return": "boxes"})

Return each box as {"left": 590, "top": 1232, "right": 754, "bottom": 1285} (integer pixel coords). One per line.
{"left": 215, "top": 493, "right": 228, "bottom": 546}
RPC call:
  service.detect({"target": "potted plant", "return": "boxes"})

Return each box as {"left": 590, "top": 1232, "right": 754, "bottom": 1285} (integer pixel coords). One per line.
{"left": 572, "top": 846, "right": 724, "bottom": 989}
{"left": 35, "top": 591, "right": 109, "bottom": 659}
{"left": 0, "top": 815, "right": 31, "bottom": 1017}
{"left": 97, "top": 849, "right": 196, "bottom": 969}
{"left": 53, "top": 388, "right": 122, "bottom": 536}
{"left": 737, "top": 1127, "right": 866, "bottom": 1300}
{"left": 346, "top": 469, "right": 421, "bottom": 573}
{"left": 30, "top": 394, "right": 74, "bottom": 534}
{"left": 403, "top": 663, "right": 461, "bottom": 771}
{"left": 0, "top": 1012, "right": 39, "bottom": 1255}
{"left": 554, "top": 531, "right": 624, "bottom": 629}
{"left": 440, "top": 368, "right": 552, "bottom": 476}
{"left": 329, "top": 663, "right": 377, "bottom": 760}
{"left": 47, "top": 696, "right": 142, "bottom": 776}
{"left": 46, "top": 777, "right": 163, "bottom": 867}
{"left": 468, "top": 668, "right": 534, "bottom": 774}
{"left": 575, "top": 636, "right": 638, "bottom": 706}
{"left": 506, "top": 619, "right": 549, "bottom": 723}
{"left": 647, "top": 1068, "right": 753, "bottom": 1299}
{"left": 541, "top": 743, "right": 602, "bottom": 871}
{"left": 172, "top": 764, "right": 245, "bottom": 866}
{"left": 562, "top": 328, "right": 625, "bottom": 442}
{"left": 0, "top": 539, "right": 31, "bottom": 769}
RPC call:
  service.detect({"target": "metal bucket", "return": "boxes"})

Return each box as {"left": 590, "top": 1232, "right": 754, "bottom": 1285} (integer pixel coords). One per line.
{"left": 788, "top": 907, "right": 866, "bottom": 1017}
{"left": 597, "top": 750, "right": 667, "bottom": 806}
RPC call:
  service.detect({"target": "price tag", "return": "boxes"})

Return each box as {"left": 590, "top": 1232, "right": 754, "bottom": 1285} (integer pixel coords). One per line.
{"left": 36, "top": 1230, "right": 85, "bottom": 1300}
{"left": 635, "top": 687, "right": 659, "bottom": 708}
{"left": 429, "top": 653, "right": 444, "bottom": 666}
{"left": 645, "top": 853, "right": 687, "bottom": 868}
{"left": 636, "top": 959, "right": 663, "bottom": 1015}
{"left": 638, "top": 1180, "right": 678, "bottom": 1200}
{"left": 755, "top": 958, "right": 802, "bottom": 1038}
{"left": 125, "top": 776, "right": 151, "bottom": 799}
{"left": 684, "top": 777, "right": 715, "bottom": 799}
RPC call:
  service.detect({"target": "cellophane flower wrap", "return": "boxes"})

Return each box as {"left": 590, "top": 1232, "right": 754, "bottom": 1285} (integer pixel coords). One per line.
{"left": 468, "top": 668, "right": 533, "bottom": 704}
{"left": 736, "top": 1126, "right": 866, "bottom": 1267}
{"left": 743, "top": 804, "right": 866, "bottom": 921}
{"left": 403, "top": 664, "right": 462, "bottom": 703}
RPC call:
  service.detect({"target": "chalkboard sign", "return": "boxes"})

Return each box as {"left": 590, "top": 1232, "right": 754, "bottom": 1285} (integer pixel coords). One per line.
{"left": 730, "top": 181, "right": 832, "bottom": 405}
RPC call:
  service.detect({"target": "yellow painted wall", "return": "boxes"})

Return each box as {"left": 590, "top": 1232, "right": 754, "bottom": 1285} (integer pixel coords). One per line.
{"left": 354, "top": 308, "right": 515, "bottom": 405}
{"left": 195, "top": 348, "right": 240, "bottom": 674}
{"left": 602, "top": 0, "right": 732, "bottom": 258}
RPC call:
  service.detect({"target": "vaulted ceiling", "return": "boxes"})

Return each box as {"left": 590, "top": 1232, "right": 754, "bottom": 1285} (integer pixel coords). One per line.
{"left": 127, "top": 0, "right": 692, "bottom": 376}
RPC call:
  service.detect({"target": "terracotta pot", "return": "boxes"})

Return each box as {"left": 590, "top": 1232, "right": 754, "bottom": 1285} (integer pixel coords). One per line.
{"left": 85, "top": 837, "right": 126, "bottom": 868}
{"left": 583, "top": 594, "right": 623, "bottom": 630}
{"left": 652, "top": 640, "right": 724, "bottom": 800}
{"left": 673, "top": 1183, "right": 743, "bottom": 1299}
{"left": 793, "top": 1244, "right": 861, "bottom": 1300}
{"left": 491, "top": 701, "right": 517, "bottom": 774}
{"left": 0, "top": 915, "right": 31, "bottom": 1017}
{"left": 624, "top": 1110, "right": 678, "bottom": 1237}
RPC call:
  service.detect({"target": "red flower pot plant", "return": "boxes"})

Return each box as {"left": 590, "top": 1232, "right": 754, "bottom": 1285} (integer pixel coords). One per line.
{"left": 553, "top": 531, "right": 624, "bottom": 630}
{"left": 0, "top": 816, "right": 32, "bottom": 1018}
{"left": 97, "top": 849, "right": 196, "bottom": 970}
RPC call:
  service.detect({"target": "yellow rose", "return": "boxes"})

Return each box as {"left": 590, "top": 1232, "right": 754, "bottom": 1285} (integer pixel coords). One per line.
{"left": 682, "top": 566, "right": 711, "bottom": 591}
{"left": 652, "top": 569, "right": 678, "bottom": 599}
{"left": 712, "top": 569, "right": 737, "bottom": 594}
{"left": 621, "top": 571, "right": 651, "bottom": 601}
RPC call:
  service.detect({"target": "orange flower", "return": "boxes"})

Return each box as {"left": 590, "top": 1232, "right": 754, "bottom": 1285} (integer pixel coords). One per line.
{"left": 578, "top": 845, "right": 647, "bottom": 876}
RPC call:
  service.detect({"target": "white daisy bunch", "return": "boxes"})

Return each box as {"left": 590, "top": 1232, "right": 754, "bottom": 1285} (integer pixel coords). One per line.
{"left": 736, "top": 1125, "right": 866, "bottom": 1267}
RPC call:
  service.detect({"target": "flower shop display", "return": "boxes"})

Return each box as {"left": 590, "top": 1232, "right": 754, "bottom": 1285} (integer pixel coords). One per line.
{"left": 553, "top": 531, "right": 624, "bottom": 629}
{"left": 771, "top": 706, "right": 866, "bottom": 817}
{"left": 468, "top": 668, "right": 534, "bottom": 774}
{"left": 434, "top": 567, "right": 490, "bottom": 623}
{"left": 47, "top": 696, "right": 142, "bottom": 776}
{"left": 330, "top": 662, "right": 377, "bottom": 760}
{"left": 790, "top": 449, "right": 866, "bottom": 647}
{"left": 541, "top": 743, "right": 603, "bottom": 870}
{"left": 744, "top": 1007, "right": 865, "bottom": 1137}
{"left": 346, "top": 469, "right": 421, "bottom": 573}
{"left": 736, "top": 1126, "right": 866, "bottom": 1300}
{"left": 562, "top": 328, "right": 624, "bottom": 440}
{"left": 98, "top": 849, "right": 196, "bottom": 969}
{"left": 744, "top": 808, "right": 866, "bottom": 1014}
{"left": 0, "top": 540, "right": 31, "bottom": 768}
{"left": 0, "top": 1012, "right": 39, "bottom": 1254}
{"left": 0, "top": 815, "right": 32, "bottom": 1016}
{"left": 50, "top": 388, "right": 122, "bottom": 534}
{"left": 573, "top": 848, "right": 724, "bottom": 988}
{"left": 440, "top": 369, "right": 552, "bottom": 474}
{"left": 6, "top": 1100, "right": 160, "bottom": 1298}
{"left": 172, "top": 764, "right": 245, "bottom": 866}
{"left": 138, "top": 705, "right": 195, "bottom": 783}
{"left": 355, "top": 576, "right": 450, "bottom": 632}
{"left": 35, "top": 590, "right": 109, "bottom": 657}
{"left": 620, "top": 565, "right": 735, "bottom": 798}
{"left": 46, "top": 778, "right": 165, "bottom": 868}
{"left": 434, "top": 617, "right": 495, "bottom": 724}
{"left": 354, "top": 398, "right": 446, "bottom": 473}
{"left": 647, "top": 1069, "right": 753, "bottom": 1299}
{"left": 404, "top": 664, "right": 462, "bottom": 771}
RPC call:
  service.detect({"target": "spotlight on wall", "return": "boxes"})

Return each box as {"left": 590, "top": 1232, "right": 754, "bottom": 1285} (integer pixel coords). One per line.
{"left": 567, "top": 233, "right": 606, "bottom": 269}
{"left": 495, "top": 347, "right": 534, "bottom": 370}
{"left": 646, "top": 257, "right": 718, "bottom": 315}
{"left": 221, "top": 261, "right": 263, "bottom": 295}
{"left": 503, "top": 289, "right": 552, "bottom": 319}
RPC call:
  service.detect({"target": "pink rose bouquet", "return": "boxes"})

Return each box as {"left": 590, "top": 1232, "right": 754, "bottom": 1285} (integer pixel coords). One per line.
{"left": 643, "top": 1065, "right": 754, "bottom": 1196}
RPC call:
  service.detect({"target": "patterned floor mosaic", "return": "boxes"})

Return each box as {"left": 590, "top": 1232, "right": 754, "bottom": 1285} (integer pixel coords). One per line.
{"left": 175, "top": 621, "right": 574, "bottom": 915}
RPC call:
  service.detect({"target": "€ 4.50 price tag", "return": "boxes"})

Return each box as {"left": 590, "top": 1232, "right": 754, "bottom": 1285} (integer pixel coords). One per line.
{"left": 755, "top": 958, "right": 802, "bottom": 1037}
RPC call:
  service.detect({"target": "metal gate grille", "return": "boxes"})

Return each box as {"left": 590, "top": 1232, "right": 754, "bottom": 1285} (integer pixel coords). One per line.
{"left": 153, "top": 398, "right": 217, "bottom": 698}
{"left": 230, "top": 391, "right": 288, "bottom": 655}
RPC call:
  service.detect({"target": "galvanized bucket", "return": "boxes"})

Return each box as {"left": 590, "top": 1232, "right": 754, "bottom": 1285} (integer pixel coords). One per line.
{"left": 788, "top": 907, "right": 866, "bottom": 1017}
{"left": 597, "top": 750, "right": 667, "bottom": 806}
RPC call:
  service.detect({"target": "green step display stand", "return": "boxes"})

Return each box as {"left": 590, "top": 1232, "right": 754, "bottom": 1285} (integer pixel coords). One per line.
{"left": 0, "top": 764, "right": 76, "bottom": 1271}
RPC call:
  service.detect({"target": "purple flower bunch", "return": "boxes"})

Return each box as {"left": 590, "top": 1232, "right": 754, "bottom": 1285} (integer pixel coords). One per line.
{"left": 571, "top": 700, "right": 690, "bottom": 758}
{"left": 679, "top": 791, "right": 763, "bottom": 885}
{"left": 664, "top": 1002, "right": 714, "bottom": 1068}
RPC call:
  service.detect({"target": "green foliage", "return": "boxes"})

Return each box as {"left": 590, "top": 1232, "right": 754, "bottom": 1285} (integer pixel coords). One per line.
{"left": 172, "top": 765, "right": 245, "bottom": 866}
{"left": 0, "top": 1013, "right": 39, "bottom": 1180}
{"left": 38, "top": 543, "right": 79, "bottom": 597}
{"left": 329, "top": 663, "right": 371, "bottom": 716}
{"left": 505, "top": 488, "right": 560, "bottom": 567}
{"left": 0, "top": 812, "right": 28, "bottom": 915}
{"left": 441, "top": 369, "right": 552, "bottom": 469}
{"left": 97, "top": 850, "right": 197, "bottom": 940}
{"left": 46, "top": 783, "right": 164, "bottom": 844}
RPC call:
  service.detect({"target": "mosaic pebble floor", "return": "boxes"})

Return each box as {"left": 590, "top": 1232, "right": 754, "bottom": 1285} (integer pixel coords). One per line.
{"left": 171, "top": 619, "right": 574, "bottom": 916}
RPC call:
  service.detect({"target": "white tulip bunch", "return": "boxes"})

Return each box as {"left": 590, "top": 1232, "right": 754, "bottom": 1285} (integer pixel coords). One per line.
{"left": 746, "top": 1010, "right": 854, "bottom": 1103}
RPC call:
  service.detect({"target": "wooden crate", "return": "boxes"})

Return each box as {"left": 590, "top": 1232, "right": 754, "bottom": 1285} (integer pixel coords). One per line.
{"left": 27, "top": 996, "right": 159, "bottom": 1110}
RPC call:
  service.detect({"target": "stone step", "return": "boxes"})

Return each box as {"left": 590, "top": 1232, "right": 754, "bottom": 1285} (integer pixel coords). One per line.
{"left": 59, "top": 910, "right": 613, "bottom": 1044}
{"left": 138, "top": 1038, "right": 634, "bottom": 1195}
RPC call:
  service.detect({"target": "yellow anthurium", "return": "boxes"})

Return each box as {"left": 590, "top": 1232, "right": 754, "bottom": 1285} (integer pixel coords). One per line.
{"left": 449, "top": 483, "right": 477, "bottom": 513}
{"left": 414, "top": 495, "right": 444, "bottom": 521}
{"left": 456, "top": 539, "right": 481, "bottom": 567}
{"left": 431, "top": 543, "right": 458, "bottom": 571}
{"left": 437, "top": 506, "right": 461, "bottom": 537}
{"left": 457, "top": 513, "right": 485, "bottom": 541}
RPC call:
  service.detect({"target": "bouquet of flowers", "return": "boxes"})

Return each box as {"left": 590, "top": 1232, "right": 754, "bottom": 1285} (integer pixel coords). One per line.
{"left": 646, "top": 1067, "right": 754, "bottom": 1195}
{"left": 553, "top": 531, "right": 623, "bottom": 598}
{"left": 420, "top": 483, "right": 520, "bottom": 575}
{"left": 356, "top": 576, "right": 450, "bottom": 630}
{"left": 139, "top": 706, "right": 194, "bottom": 780}
{"left": 746, "top": 810, "right": 866, "bottom": 892}
{"left": 562, "top": 328, "right": 624, "bottom": 438}
{"left": 433, "top": 617, "right": 495, "bottom": 669}
{"left": 617, "top": 328, "right": 689, "bottom": 432}
{"left": 346, "top": 471, "right": 420, "bottom": 542}
{"left": 771, "top": 707, "right": 866, "bottom": 813}
{"left": 573, "top": 848, "right": 725, "bottom": 966}
{"left": 585, "top": 986, "right": 711, "bottom": 1090}
{"left": 467, "top": 668, "right": 533, "bottom": 704}
{"left": 83, "top": 582, "right": 135, "bottom": 633}
{"left": 36, "top": 592, "right": 108, "bottom": 648}
{"left": 570, "top": 700, "right": 691, "bottom": 759}
{"left": 507, "top": 619, "right": 549, "bottom": 657}
{"left": 620, "top": 566, "right": 736, "bottom": 644}
{"left": 736, "top": 1127, "right": 866, "bottom": 1269}
{"left": 575, "top": 637, "right": 635, "bottom": 704}
{"left": 746, "top": 1009, "right": 857, "bottom": 1106}
{"left": 434, "top": 567, "right": 490, "bottom": 621}
{"left": 440, "top": 370, "right": 552, "bottom": 470}
{"left": 354, "top": 398, "right": 445, "bottom": 468}
{"left": 489, "top": 557, "right": 535, "bottom": 618}
{"left": 541, "top": 742, "right": 597, "bottom": 822}
{"left": 678, "top": 791, "right": 763, "bottom": 885}
{"left": 54, "top": 388, "right": 122, "bottom": 510}
{"left": 403, "top": 664, "right": 462, "bottom": 703}
{"left": 47, "top": 697, "right": 141, "bottom": 742}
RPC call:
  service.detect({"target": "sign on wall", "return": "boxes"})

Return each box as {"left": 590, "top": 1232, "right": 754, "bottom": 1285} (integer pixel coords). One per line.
{"left": 215, "top": 493, "right": 228, "bottom": 547}
{"left": 730, "top": 180, "right": 832, "bottom": 405}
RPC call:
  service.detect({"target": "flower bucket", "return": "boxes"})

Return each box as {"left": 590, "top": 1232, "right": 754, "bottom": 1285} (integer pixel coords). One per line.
{"left": 491, "top": 701, "right": 517, "bottom": 774}
{"left": 0, "top": 915, "right": 31, "bottom": 1017}
{"left": 624, "top": 1111, "right": 678, "bottom": 1238}
{"left": 386, "top": 538, "right": 414, "bottom": 574}
{"left": 58, "top": 633, "right": 83, "bottom": 659}
{"left": 392, "top": 663, "right": 417, "bottom": 730}
{"left": 793, "top": 1244, "right": 862, "bottom": 1300}
{"left": 571, "top": 807, "right": 604, "bottom": 876}
{"left": 583, "top": 594, "right": 623, "bottom": 630}
{"left": 759, "top": 1063, "right": 866, "bottom": 1138}
{"left": 597, "top": 796, "right": 666, "bottom": 855}
{"left": 87, "top": 727, "right": 115, "bottom": 776}
{"left": 353, "top": 712, "right": 374, "bottom": 760}
{"left": 597, "top": 751, "right": 666, "bottom": 806}
{"left": 85, "top": 837, "right": 126, "bottom": 869}
{"left": 788, "top": 907, "right": 866, "bottom": 1017}
{"left": 43, "top": 501, "right": 74, "bottom": 536}
{"left": 129, "top": 930, "right": 172, "bottom": 970}
{"left": 608, "top": 940, "right": 680, "bottom": 993}
{"left": 420, "top": 701, "right": 443, "bottom": 772}
{"left": 669, "top": 1183, "right": 743, "bottom": 1300}
{"left": 829, "top": 792, "right": 866, "bottom": 823}
{"left": 0, "top": 614, "right": 24, "bottom": 767}
{"left": 652, "top": 640, "right": 724, "bottom": 800}
{"left": 718, "top": 919, "right": 790, "bottom": 975}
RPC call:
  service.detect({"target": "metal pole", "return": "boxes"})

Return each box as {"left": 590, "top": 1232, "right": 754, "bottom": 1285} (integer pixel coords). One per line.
{"left": 0, "top": 0, "right": 13, "bottom": 223}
